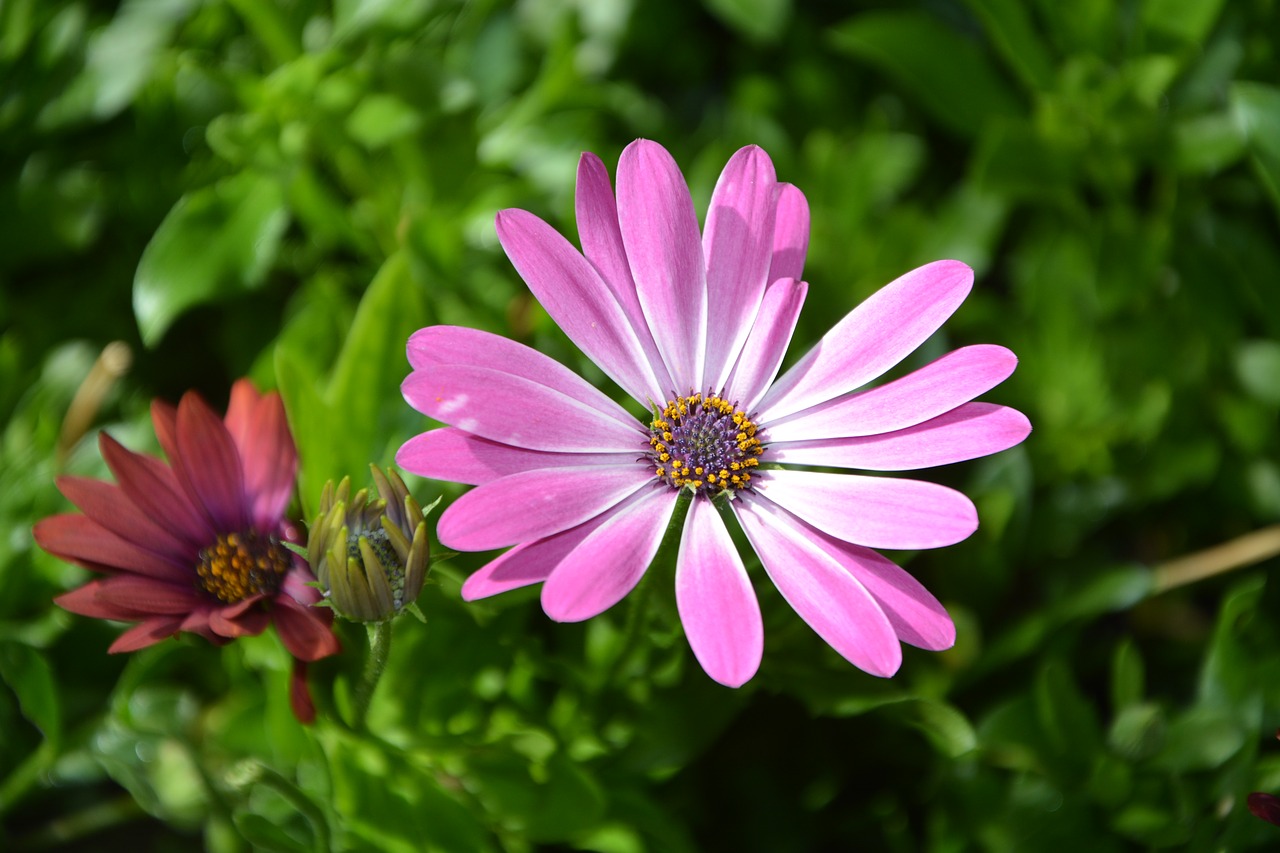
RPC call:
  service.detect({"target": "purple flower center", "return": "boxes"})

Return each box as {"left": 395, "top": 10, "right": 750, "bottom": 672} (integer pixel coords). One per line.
{"left": 196, "top": 529, "right": 291, "bottom": 603}
{"left": 647, "top": 392, "right": 763, "bottom": 496}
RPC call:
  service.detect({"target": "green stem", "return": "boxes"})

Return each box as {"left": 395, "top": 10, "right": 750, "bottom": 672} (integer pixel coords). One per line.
{"left": 253, "top": 765, "right": 332, "bottom": 853}
{"left": 601, "top": 489, "right": 693, "bottom": 689}
{"left": 350, "top": 620, "right": 393, "bottom": 729}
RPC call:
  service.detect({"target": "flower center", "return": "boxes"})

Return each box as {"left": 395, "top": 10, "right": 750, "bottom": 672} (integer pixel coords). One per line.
{"left": 648, "top": 391, "right": 762, "bottom": 496}
{"left": 196, "top": 530, "right": 291, "bottom": 603}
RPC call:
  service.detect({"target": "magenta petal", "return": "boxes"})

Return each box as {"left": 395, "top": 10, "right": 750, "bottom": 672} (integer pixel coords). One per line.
{"left": 767, "top": 183, "right": 809, "bottom": 284}
{"left": 617, "top": 139, "right": 707, "bottom": 392}
{"left": 397, "top": 427, "right": 631, "bottom": 486}
{"left": 407, "top": 326, "right": 636, "bottom": 425}
{"left": 734, "top": 498, "right": 901, "bottom": 676}
{"left": 703, "top": 145, "right": 778, "bottom": 391}
{"left": 541, "top": 488, "right": 674, "bottom": 622}
{"left": 758, "top": 260, "right": 974, "bottom": 422}
{"left": 754, "top": 469, "right": 978, "bottom": 550}
{"left": 437, "top": 465, "right": 654, "bottom": 552}
{"left": 723, "top": 277, "right": 807, "bottom": 409}
{"left": 34, "top": 514, "right": 187, "bottom": 580}
{"left": 174, "top": 393, "right": 248, "bottom": 532}
{"left": 764, "top": 345, "right": 1019, "bottom": 442}
{"left": 576, "top": 153, "right": 676, "bottom": 396}
{"left": 676, "top": 499, "right": 762, "bottom": 687}
{"left": 402, "top": 364, "right": 643, "bottom": 452}
{"left": 769, "top": 403, "right": 1032, "bottom": 471}
{"left": 806, "top": 533, "right": 954, "bottom": 651}
{"left": 496, "top": 209, "right": 666, "bottom": 405}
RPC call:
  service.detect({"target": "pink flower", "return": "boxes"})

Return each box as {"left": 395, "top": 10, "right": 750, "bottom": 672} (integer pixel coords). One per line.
{"left": 34, "top": 380, "right": 339, "bottom": 719}
{"left": 398, "top": 140, "right": 1030, "bottom": 686}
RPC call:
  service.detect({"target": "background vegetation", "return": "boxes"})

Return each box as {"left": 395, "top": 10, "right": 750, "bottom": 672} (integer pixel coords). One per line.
{"left": 4, "top": 0, "right": 1280, "bottom": 849}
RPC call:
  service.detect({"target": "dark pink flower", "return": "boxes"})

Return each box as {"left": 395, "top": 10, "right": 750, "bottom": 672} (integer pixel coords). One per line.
{"left": 398, "top": 140, "right": 1030, "bottom": 686}
{"left": 34, "top": 380, "right": 339, "bottom": 719}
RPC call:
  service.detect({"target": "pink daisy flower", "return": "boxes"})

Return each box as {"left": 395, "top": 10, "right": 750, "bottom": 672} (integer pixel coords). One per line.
{"left": 398, "top": 140, "right": 1030, "bottom": 686}
{"left": 34, "top": 380, "right": 339, "bottom": 719}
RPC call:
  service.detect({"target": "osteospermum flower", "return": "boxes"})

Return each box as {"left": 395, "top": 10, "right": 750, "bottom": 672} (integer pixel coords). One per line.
{"left": 398, "top": 140, "right": 1030, "bottom": 686}
{"left": 34, "top": 380, "right": 339, "bottom": 719}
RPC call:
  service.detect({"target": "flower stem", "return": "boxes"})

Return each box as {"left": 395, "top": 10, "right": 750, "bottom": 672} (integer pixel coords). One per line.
{"left": 350, "top": 620, "right": 392, "bottom": 729}
{"left": 1151, "top": 524, "right": 1280, "bottom": 594}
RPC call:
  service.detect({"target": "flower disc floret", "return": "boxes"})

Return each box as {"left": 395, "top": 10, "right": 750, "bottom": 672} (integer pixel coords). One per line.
{"left": 196, "top": 530, "right": 291, "bottom": 603}
{"left": 648, "top": 392, "right": 761, "bottom": 495}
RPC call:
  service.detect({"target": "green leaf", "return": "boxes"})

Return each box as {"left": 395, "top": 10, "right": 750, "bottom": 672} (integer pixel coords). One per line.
{"left": 1107, "top": 702, "right": 1165, "bottom": 761}
{"left": 1232, "top": 82, "right": 1280, "bottom": 217}
{"left": 1141, "top": 0, "right": 1226, "bottom": 46}
{"left": 1110, "top": 638, "right": 1145, "bottom": 712}
{"left": 0, "top": 641, "right": 60, "bottom": 743}
{"left": 1174, "top": 111, "right": 1246, "bottom": 175}
{"left": 1151, "top": 705, "right": 1246, "bottom": 771}
{"left": 963, "top": 0, "right": 1055, "bottom": 92}
{"left": 133, "top": 171, "right": 289, "bottom": 345}
{"left": 1035, "top": 662, "right": 1102, "bottom": 763}
{"left": 701, "top": 0, "right": 792, "bottom": 44}
{"left": 346, "top": 94, "right": 423, "bottom": 150}
{"left": 829, "top": 10, "right": 1023, "bottom": 138}
{"left": 1235, "top": 339, "right": 1280, "bottom": 405}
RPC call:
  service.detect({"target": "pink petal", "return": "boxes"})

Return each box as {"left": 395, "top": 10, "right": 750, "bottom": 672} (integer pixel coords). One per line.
{"left": 810, "top": 534, "right": 955, "bottom": 651}
{"left": 33, "top": 513, "right": 188, "bottom": 580}
{"left": 703, "top": 145, "right": 778, "bottom": 391}
{"left": 753, "top": 469, "right": 978, "bottom": 550}
{"left": 99, "top": 433, "right": 212, "bottom": 548}
{"left": 407, "top": 326, "right": 636, "bottom": 425}
{"left": 768, "top": 403, "right": 1032, "bottom": 470}
{"left": 273, "top": 595, "right": 340, "bottom": 661}
{"left": 462, "top": 529, "right": 594, "bottom": 601}
{"left": 108, "top": 617, "right": 184, "bottom": 653}
{"left": 723, "top": 278, "right": 807, "bottom": 410}
{"left": 397, "top": 427, "right": 632, "bottom": 486}
{"left": 734, "top": 498, "right": 901, "bottom": 676}
{"left": 758, "top": 260, "right": 974, "bottom": 422}
{"left": 763, "top": 345, "right": 1019, "bottom": 442}
{"left": 617, "top": 139, "right": 707, "bottom": 393}
{"left": 496, "top": 209, "right": 666, "bottom": 405}
{"left": 175, "top": 392, "right": 248, "bottom": 532}
{"left": 56, "top": 476, "right": 193, "bottom": 563}
{"left": 436, "top": 465, "right": 655, "bottom": 552}
{"left": 224, "top": 382, "right": 296, "bottom": 530}
{"left": 676, "top": 499, "right": 762, "bottom": 687}
{"left": 767, "top": 183, "right": 809, "bottom": 284}
{"left": 402, "top": 364, "right": 643, "bottom": 453}
{"left": 540, "top": 488, "right": 675, "bottom": 621}
{"left": 576, "top": 153, "right": 676, "bottom": 397}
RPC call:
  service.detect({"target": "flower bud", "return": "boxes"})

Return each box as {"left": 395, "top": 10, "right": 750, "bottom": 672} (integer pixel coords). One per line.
{"left": 308, "top": 466, "right": 429, "bottom": 622}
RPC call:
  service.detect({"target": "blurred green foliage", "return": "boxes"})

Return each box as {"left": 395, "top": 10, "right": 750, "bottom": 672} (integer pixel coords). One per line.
{"left": 4, "top": 0, "right": 1280, "bottom": 849}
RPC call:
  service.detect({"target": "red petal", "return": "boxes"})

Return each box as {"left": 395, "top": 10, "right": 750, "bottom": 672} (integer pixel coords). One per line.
{"left": 108, "top": 617, "right": 184, "bottom": 652}
{"left": 175, "top": 392, "right": 248, "bottom": 532}
{"left": 34, "top": 514, "right": 189, "bottom": 581}
{"left": 100, "top": 433, "right": 213, "bottom": 548}
{"left": 233, "top": 386, "right": 297, "bottom": 531}
{"left": 93, "top": 575, "right": 203, "bottom": 615}
{"left": 56, "top": 476, "right": 192, "bottom": 562}
{"left": 289, "top": 659, "right": 317, "bottom": 724}
{"left": 209, "top": 604, "right": 271, "bottom": 638}
{"left": 55, "top": 581, "right": 143, "bottom": 620}
{"left": 273, "top": 596, "right": 340, "bottom": 661}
